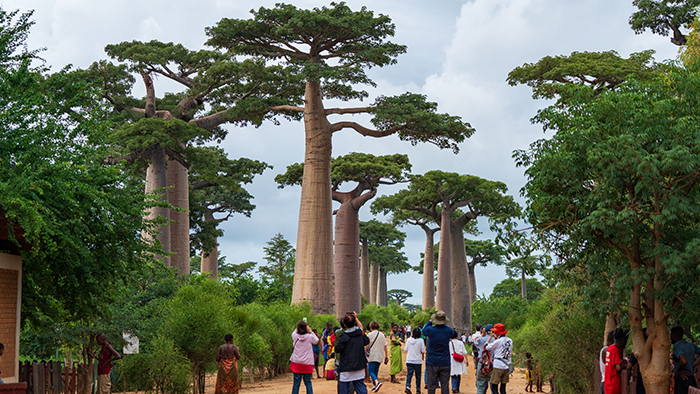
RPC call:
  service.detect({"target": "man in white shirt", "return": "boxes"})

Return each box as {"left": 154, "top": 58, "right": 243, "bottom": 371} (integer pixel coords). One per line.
{"left": 599, "top": 331, "right": 613, "bottom": 394}
{"left": 484, "top": 324, "right": 512, "bottom": 394}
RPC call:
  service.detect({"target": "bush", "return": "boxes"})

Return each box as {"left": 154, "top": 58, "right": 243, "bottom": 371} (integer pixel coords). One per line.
{"left": 513, "top": 289, "right": 604, "bottom": 394}
{"left": 472, "top": 294, "right": 531, "bottom": 330}
{"left": 119, "top": 336, "right": 191, "bottom": 394}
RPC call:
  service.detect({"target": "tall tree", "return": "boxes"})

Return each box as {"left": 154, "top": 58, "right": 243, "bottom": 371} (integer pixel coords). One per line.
{"left": 86, "top": 39, "right": 300, "bottom": 274}
{"left": 371, "top": 201, "right": 439, "bottom": 310}
{"left": 387, "top": 289, "right": 413, "bottom": 305}
{"left": 206, "top": 3, "right": 475, "bottom": 313}
{"left": 514, "top": 68, "right": 700, "bottom": 394}
{"left": 372, "top": 172, "right": 518, "bottom": 333}
{"left": 258, "top": 233, "right": 296, "bottom": 302}
{"left": 276, "top": 152, "right": 411, "bottom": 315}
{"left": 359, "top": 220, "right": 410, "bottom": 306}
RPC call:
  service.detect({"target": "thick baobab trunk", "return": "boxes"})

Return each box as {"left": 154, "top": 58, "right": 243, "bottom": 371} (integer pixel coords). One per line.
{"left": 450, "top": 224, "right": 471, "bottom": 335}
{"left": 291, "top": 80, "right": 334, "bottom": 314}
{"left": 521, "top": 269, "right": 527, "bottom": 299}
{"left": 377, "top": 267, "right": 388, "bottom": 307}
{"left": 168, "top": 160, "right": 190, "bottom": 275}
{"left": 145, "top": 147, "right": 170, "bottom": 266}
{"left": 435, "top": 205, "right": 452, "bottom": 319}
{"left": 333, "top": 196, "right": 362, "bottom": 316}
{"left": 421, "top": 226, "right": 437, "bottom": 310}
{"left": 468, "top": 262, "right": 477, "bottom": 304}
{"left": 370, "top": 262, "right": 379, "bottom": 305}
{"left": 360, "top": 240, "right": 370, "bottom": 302}
{"left": 200, "top": 209, "right": 218, "bottom": 279}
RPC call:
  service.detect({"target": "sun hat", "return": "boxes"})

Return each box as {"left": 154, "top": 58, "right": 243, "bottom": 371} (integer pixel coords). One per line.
{"left": 492, "top": 323, "right": 507, "bottom": 336}
{"left": 431, "top": 310, "right": 449, "bottom": 325}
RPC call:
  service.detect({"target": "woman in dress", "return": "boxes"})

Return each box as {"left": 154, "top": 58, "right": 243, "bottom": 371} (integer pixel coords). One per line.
{"left": 215, "top": 334, "right": 241, "bottom": 394}
{"left": 449, "top": 330, "right": 468, "bottom": 393}
{"left": 390, "top": 324, "right": 404, "bottom": 383}
{"left": 290, "top": 320, "right": 320, "bottom": 394}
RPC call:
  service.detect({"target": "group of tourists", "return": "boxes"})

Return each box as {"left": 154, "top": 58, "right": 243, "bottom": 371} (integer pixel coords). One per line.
{"left": 600, "top": 326, "right": 700, "bottom": 394}
{"left": 287, "top": 311, "right": 513, "bottom": 394}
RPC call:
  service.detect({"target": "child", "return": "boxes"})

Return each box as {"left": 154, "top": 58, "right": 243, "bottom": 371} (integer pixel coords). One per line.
{"left": 535, "top": 365, "right": 543, "bottom": 392}
{"left": 525, "top": 352, "right": 534, "bottom": 392}
{"left": 312, "top": 329, "right": 321, "bottom": 378}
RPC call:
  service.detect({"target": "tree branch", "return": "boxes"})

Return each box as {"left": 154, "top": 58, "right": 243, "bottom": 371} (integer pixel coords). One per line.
{"left": 271, "top": 105, "right": 305, "bottom": 112}
{"left": 190, "top": 180, "right": 214, "bottom": 190}
{"left": 325, "top": 107, "right": 368, "bottom": 115}
{"left": 330, "top": 121, "right": 401, "bottom": 136}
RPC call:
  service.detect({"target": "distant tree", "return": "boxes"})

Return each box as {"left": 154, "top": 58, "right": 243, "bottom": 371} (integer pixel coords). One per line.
{"left": 359, "top": 220, "right": 410, "bottom": 306}
{"left": 388, "top": 289, "right": 413, "bottom": 305}
{"left": 491, "top": 278, "right": 545, "bottom": 300}
{"left": 206, "top": 3, "right": 475, "bottom": 313}
{"left": 257, "top": 233, "right": 295, "bottom": 303}
{"left": 372, "top": 171, "right": 519, "bottom": 334}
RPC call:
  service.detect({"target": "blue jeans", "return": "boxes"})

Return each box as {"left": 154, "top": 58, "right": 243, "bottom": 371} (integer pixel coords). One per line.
{"left": 406, "top": 363, "right": 422, "bottom": 389}
{"left": 292, "top": 373, "right": 313, "bottom": 394}
{"left": 451, "top": 375, "right": 461, "bottom": 391}
{"left": 368, "top": 362, "right": 380, "bottom": 383}
{"left": 476, "top": 363, "right": 490, "bottom": 394}
{"left": 339, "top": 380, "right": 367, "bottom": 394}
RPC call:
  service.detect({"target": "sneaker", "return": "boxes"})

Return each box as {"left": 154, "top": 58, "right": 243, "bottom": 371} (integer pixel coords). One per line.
{"left": 373, "top": 381, "right": 382, "bottom": 392}
{"left": 405, "top": 388, "right": 412, "bottom": 394}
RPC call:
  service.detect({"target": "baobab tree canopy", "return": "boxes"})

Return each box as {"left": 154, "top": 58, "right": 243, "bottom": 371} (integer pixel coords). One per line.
{"left": 629, "top": 0, "right": 700, "bottom": 45}
{"left": 206, "top": 2, "right": 475, "bottom": 313}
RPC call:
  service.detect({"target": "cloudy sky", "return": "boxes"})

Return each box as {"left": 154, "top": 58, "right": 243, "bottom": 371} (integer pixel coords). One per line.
{"left": 3, "top": 0, "right": 680, "bottom": 305}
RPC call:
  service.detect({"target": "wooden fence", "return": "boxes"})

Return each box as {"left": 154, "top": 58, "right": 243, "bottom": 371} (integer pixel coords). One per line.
{"left": 18, "top": 361, "right": 90, "bottom": 394}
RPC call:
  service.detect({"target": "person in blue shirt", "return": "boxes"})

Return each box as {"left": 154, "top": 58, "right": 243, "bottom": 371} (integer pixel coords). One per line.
{"left": 422, "top": 310, "right": 457, "bottom": 394}
{"left": 671, "top": 326, "right": 700, "bottom": 394}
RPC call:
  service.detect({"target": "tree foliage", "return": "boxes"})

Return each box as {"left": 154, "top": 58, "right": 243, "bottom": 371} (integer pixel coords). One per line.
{"left": 629, "top": 0, "right": 700, "bottom": 45}
{"left": 491, "top": 278, "right": 545, "bottom": 300}
{"left": 359, "top": 219, "right": 409, "bottom": 273}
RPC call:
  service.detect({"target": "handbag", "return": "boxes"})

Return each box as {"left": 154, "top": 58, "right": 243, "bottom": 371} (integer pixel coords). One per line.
{"left": 365, "top": 332, "right": 380, "bottom": 358}
{"left": 451, "top": 341, "right": 465, "bottom": 363}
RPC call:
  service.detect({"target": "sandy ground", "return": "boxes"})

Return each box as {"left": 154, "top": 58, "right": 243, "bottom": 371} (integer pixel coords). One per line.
{"left": 201, "top": 349, "right": 543, "bottom": 394}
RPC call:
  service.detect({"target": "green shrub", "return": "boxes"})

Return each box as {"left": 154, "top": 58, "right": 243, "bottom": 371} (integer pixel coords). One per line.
{"left": 119, "top": 336, "right": 191, "bottom": 394}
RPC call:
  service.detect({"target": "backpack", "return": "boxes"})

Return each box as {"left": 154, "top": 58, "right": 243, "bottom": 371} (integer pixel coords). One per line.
{"left": 480, "top": 349, "right": 493, "bottom": 375}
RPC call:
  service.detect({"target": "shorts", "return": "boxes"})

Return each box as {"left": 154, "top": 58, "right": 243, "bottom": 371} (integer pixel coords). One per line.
{"left": 490, "top": 368, "right": 509, "bottom": 384}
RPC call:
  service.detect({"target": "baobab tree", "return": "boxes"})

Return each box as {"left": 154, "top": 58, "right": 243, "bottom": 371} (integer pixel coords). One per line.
{"left": 206, "top": 3, "right": 475, "bottom": 313}
{"left": 372, "top": 196, "right": 440, "bottom": 310}
{"left": 373, "top": 171, "right": 518, "bottom": 333}
{"left": 276, "top": 152, "right": 411, "bottom": 315}
{"left": 89, "top": 39, "right": 300, "bottom": 273}
{"left": 189, "top": 148, "right": 270, "bottom": 278}
{"left": 359, "top": 220, "right": 410, "bottom": 306}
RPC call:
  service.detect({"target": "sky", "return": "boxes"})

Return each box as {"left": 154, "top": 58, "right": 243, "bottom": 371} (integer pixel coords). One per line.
{"left": 2, "top": 0, "right": 681, "bottom": 306}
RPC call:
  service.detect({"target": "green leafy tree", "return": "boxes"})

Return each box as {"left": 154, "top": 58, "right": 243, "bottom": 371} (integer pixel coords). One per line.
{"left": 387, "top": 289, "right": 413, "bottom": 305}
{"left": 514, "top": 68, "right": 700, "bottom": 393}
{"left": 188, "top": 150, "right": 270, "bottom": 278}
{"left": 491, "top": 278, "right": 545, "bottom": 300}
{"left": 276, "top": 152, "right": 411, "bottom": 315}
{"left": 629, "top": 0, "right": 700, "bottom": 45}
{"left": 372, "top": 171, "right": 519, "bottom": 334}
{"left": 206, "top": 3, "right": 475, "bottom": 313}
{"left": 359, "top": 220, "right": 410, "bottom": 306}
{"left": 257, "top": 233, "right": 296, "bottom": 303}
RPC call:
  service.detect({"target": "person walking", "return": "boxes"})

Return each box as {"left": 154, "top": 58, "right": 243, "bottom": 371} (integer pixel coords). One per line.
{"left": 422, "top": 310, "right": 457, "bottom": 394}
{"left": 366, "top": 321, "right": 389, "bottom": 392}
{"left": 474, "top": 324, "right": 493, "bottom": 394}
{"left": 483, "top": 324, "right": 512, "bottom": 394}
{"left": 404, "top": 327, "right": 426, "bottom": 394}
{"left": 88, "top": 334, "right": 121, "bottom": 394}
{"left": 449, "top": 331, "right": 468, "bottom": 393}
{"left": 390, "top": 324, "right": 404, "bottom": 383}
{"left": 290, "top": 320, "right": 320, "bottom": 394}
{"left": 216, "top": 334, "right": 241, "bottom": 394}
{"left": 335, "top": 312, "right": 370, "bottom": 394}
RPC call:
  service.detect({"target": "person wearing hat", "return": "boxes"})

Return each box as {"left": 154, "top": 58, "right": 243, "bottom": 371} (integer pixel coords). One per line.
{"left": 484, "top": 323, "right": 512, "bottom": 394}
{"left": 421, "top": 310, "right": 457, "bottom": 394}
{"left": 473, "top": 324, "right": 494, "bottom": 394}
